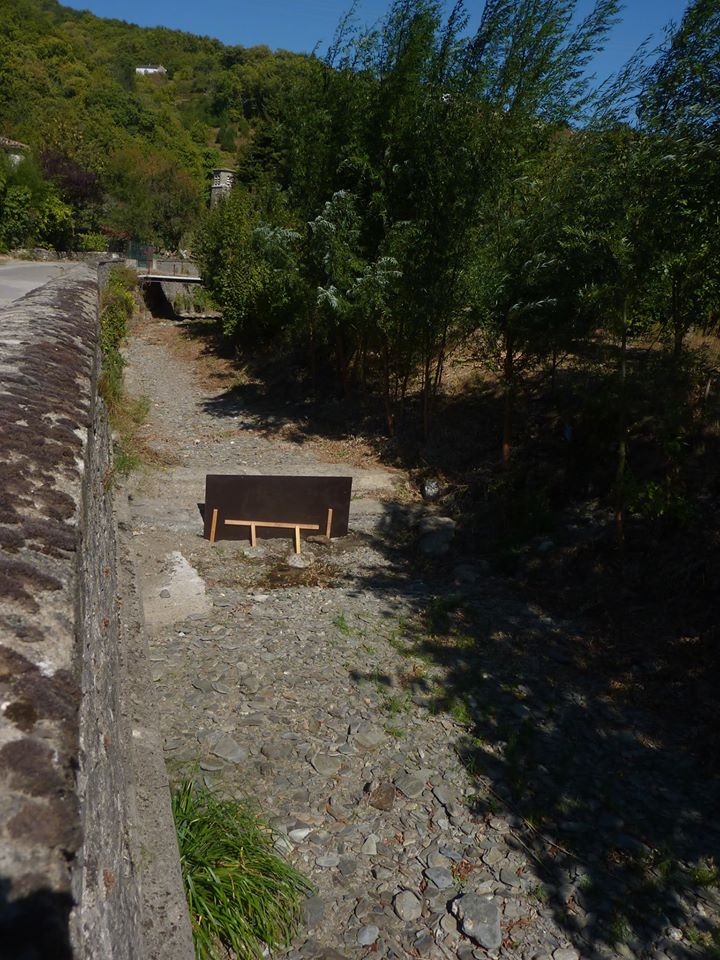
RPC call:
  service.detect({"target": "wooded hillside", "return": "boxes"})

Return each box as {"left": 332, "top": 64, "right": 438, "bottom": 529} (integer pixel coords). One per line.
{"left": 0, "top": 0, "right": 305, "bottom": 249}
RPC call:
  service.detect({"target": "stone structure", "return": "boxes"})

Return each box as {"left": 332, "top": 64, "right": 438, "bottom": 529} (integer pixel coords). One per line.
{"left": 0, "top": 135, "right": 29, "bottom": 167}
{"left": 0, "top": 266, "right": 193, "bottom": 959}
{"left": 210, "top": 167, "right": 234, "bottom": 206}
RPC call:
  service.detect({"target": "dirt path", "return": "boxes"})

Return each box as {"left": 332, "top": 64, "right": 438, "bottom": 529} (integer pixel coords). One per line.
{"left": 119, "top": 314, "right": 720, "bottom": 960}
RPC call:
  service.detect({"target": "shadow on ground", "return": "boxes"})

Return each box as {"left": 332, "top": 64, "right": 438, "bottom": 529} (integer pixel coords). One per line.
{"left": 347, "top": 515, "right": 720, "bottom": 959}
{"left": 0, "top": 878, "right": 73, "bottom": 960}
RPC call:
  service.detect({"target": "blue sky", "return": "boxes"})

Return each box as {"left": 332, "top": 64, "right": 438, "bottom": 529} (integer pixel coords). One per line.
{"left": 62, "top": 0, "right": 690, "bottom": 83}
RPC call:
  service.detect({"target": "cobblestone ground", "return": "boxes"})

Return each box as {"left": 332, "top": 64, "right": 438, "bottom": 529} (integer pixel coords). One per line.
{"left": 120, "top": 315, "right": 720, "bottom": 960}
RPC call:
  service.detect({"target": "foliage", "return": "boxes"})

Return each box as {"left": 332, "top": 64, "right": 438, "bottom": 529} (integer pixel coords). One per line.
{"left": 172, "top": 778, "right": 313, "bottom": 960}
{"left": 99, "top": 265, "right": 136, "bottom": 411}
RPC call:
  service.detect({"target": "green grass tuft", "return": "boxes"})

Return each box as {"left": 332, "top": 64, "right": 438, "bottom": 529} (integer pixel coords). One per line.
{"left": 332, "top": 612, "right": 352, "bottom": 635}
{"left": 172, "top": 778, "right": 314, "bottom": 960}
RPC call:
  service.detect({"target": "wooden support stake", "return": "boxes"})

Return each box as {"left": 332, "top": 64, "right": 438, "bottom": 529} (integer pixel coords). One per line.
{"left": 325, "top": 507, "right": 333, "bottom": 539}
{"left": 250, "top": 523, "right": 256, "bottom": 548}
{"left": 210, "top": 508, "right": 219, "bottom": 544}
{"left": 294, "top": 526, "right": 301, "bottom": 554}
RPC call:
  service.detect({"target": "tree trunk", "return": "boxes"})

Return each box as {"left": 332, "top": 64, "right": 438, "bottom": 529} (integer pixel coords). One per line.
{"left": 615, "top": 303, "right": 628, "bottom": 549}
{"left": 335, "top": 330, "right": 350, "bottom": 399}
{"left": 502, "top": 330, "right": 514, "bottom": 468}
{"left": 422, "top": 350, "right": 432, "bottom": 440}
{"left": 672, "top": 274, "right": 683, "bottom": 361}
{"left": 382, "top": 342, "right": 395, "bottom": 436}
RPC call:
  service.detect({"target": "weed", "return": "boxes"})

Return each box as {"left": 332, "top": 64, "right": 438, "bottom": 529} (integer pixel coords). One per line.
{"left": 388, "top": 632, "right": 410, "bottom": 655}
{"left": 385, "top": 724, "right": 404, "bottom": 738}
{"left": 383, "top": 694, "right": 408, "bottom": 716}
{"left": 333, "top": 612, "right": 351, "bottom": 635}
{"left": 425, "top": 594, "right": 464, "bottom": 635}
{"left": 610, "top": 911, "right": 632, "bottom": 945}
{"left": 692, "top": 860, "right": 720, "bottom": 887}
{"left": 532, "top": 882, "right": 549, "bottom": 904}
{"left": 172, "top": 778, "right": 313, "bottom": 960}
{"left": 450, "top": 697, "right": 473, "bottom": 727}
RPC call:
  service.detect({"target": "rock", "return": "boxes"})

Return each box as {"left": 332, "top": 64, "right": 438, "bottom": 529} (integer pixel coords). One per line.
{"left": 339, "top": 857, "right": 357, "bottom": 877}
{"left": 307, "top": 535, "right": 331, "bottom": 546}
{"left": 303, "top": 896, "right": 325, "bottom": 928}
{"left": 288, "top": 825, "right": 313, "bottom": 843}
{"left": 451, "top": 895, "right": 501, "bottom": 949}
{"left": 357, "top": 924, "right": 380, "bottom": 946}
{"left": 369, "top": 782, "right": 396, "bottom": 811}
{"left": 360, "top": 834, "right": 379, "bottom": 855}
{"left": 262, "top": 741, "right": 294, "bottom": 761}
{"left": 440, "top": 913, "right": 458, "bottom": 935}
{"left": 453, "top": 564, "right": 486, "bottom": 585}
{"left": 421, "top": 478, "right": 441, "bottom": 501}
{"left": 353, "top": 723, "right": 384, "bottom": 751}
{"left": 537, "top": 540, "right": 554, "bottom": 553}
{"left": 394, "top": 890, "right": 422, "bottom": 922}
{"left": 316, "top": 853, "right": 340, "bottom": 868}
{"left": 424, "top": 867, "right": 455, "bottom": 890}
{"left": 159, "top": 588, "right": 171, "bottom": 598}
{"left": 211, "top": 735, "right": 247, "bottom": 764}
{"left": 310, "top": 754, "right": 342, "bottom": 777}
{"left": 418, "top": 516, "right": 456, "bottom": 556}
{"left": 427, "top": 853, "right": 451, "bottom": 869}
{"left": 414, "top": 930, "right": 436, "bottom": 955}
{"left": 199, "top": 759, "right": 225, "bottom": 772}
{"left": 439, "top": 845, "right": 463, "bottom": 862}
{"left": 287, "top": 553, "right": 313, "bottom": 569}
{"left": 553, "top": 951, "right": 580, "bottom": 960}
{"left": 394, "top": 773, "right": 426, "bottom": 799}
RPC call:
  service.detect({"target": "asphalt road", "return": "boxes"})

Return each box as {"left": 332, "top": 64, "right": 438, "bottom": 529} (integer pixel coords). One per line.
{"left": 0, "top": 259, "right": 78, "bottom": 307}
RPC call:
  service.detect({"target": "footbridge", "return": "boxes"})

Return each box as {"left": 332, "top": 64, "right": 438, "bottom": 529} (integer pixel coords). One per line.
{"left": 136, "top": 258, "right": 203, "bottom": 284}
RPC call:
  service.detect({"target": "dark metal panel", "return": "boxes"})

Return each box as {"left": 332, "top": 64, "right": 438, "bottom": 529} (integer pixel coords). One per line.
{"left": 203, "top": 474, "right": 353, "bottom": 542}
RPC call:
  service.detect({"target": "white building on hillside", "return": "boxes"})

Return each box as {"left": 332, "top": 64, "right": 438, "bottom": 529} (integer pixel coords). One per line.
{"left": 135, "top": 64, "right": 167, "bottom": 76}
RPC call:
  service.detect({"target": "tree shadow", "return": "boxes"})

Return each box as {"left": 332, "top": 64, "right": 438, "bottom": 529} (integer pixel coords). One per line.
{"left": 358, "top": 541, "right": 720, "bottom": 958}
{"left": 176, "top": 318, "right": 720, "bottom": 956}
{"left": 0, "top": 877, "right": 73, "bottom": 960}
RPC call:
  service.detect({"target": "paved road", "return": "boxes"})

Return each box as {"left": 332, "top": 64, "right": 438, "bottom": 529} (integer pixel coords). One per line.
{"left": 0, "top": 259, "right": 78, "bottom": 307}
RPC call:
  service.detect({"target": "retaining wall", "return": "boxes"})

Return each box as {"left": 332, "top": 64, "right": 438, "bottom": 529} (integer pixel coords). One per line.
{"left": 0, "top": 264, "right": 192, "bottom": 958}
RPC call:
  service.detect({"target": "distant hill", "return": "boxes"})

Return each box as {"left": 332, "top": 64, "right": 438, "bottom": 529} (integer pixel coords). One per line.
{"left": 0, "top": 0, "right": 307, "bottom": 249}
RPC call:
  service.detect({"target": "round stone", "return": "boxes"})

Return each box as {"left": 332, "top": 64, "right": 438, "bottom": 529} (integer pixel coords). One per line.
{"left": 357, "top": 924, "right": 380, "bottom": 946}
{"left": 394, "top": 890, "right": 422, "bottom": 922}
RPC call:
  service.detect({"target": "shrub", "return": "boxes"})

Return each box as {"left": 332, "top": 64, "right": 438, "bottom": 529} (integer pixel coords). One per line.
{"left": 99, "top": 266, "right": 136, "bottom": 410}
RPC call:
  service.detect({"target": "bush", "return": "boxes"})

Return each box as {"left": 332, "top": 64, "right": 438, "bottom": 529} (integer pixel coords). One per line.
{"left": 172, "top": 778, "right": 313, "bottom": 960}
{"left": 99, "top": 266, "right": 136, "bottom": 410}
{"left": 76, "top": 231, "right": 108, "bottom": 252}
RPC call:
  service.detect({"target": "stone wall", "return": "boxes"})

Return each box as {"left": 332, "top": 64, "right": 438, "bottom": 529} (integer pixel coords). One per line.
{"left": 0, "top": 265, "right": 191, "bottom": 958}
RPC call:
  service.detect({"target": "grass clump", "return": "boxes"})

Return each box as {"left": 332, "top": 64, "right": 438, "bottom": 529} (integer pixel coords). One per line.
{"left": 332, "top": 612, "right": 351, "bottom": 635}
{"left": 172, "top": 778, "right": 314, "bottom": 960}
{"left": 98, "top": 266, "right": 153, "bottom": 480}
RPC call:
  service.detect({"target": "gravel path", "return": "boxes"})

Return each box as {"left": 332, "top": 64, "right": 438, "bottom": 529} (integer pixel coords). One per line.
{"left": 119, "top": 316, "right": 720, "bottom": 960}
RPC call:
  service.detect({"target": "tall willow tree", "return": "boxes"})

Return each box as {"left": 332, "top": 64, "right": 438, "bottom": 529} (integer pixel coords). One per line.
{"left": 466, "top": 0, "right": 622, "bottom": 465}
{"left": 199, "top": 0, "right": 625, "bottom": 441}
